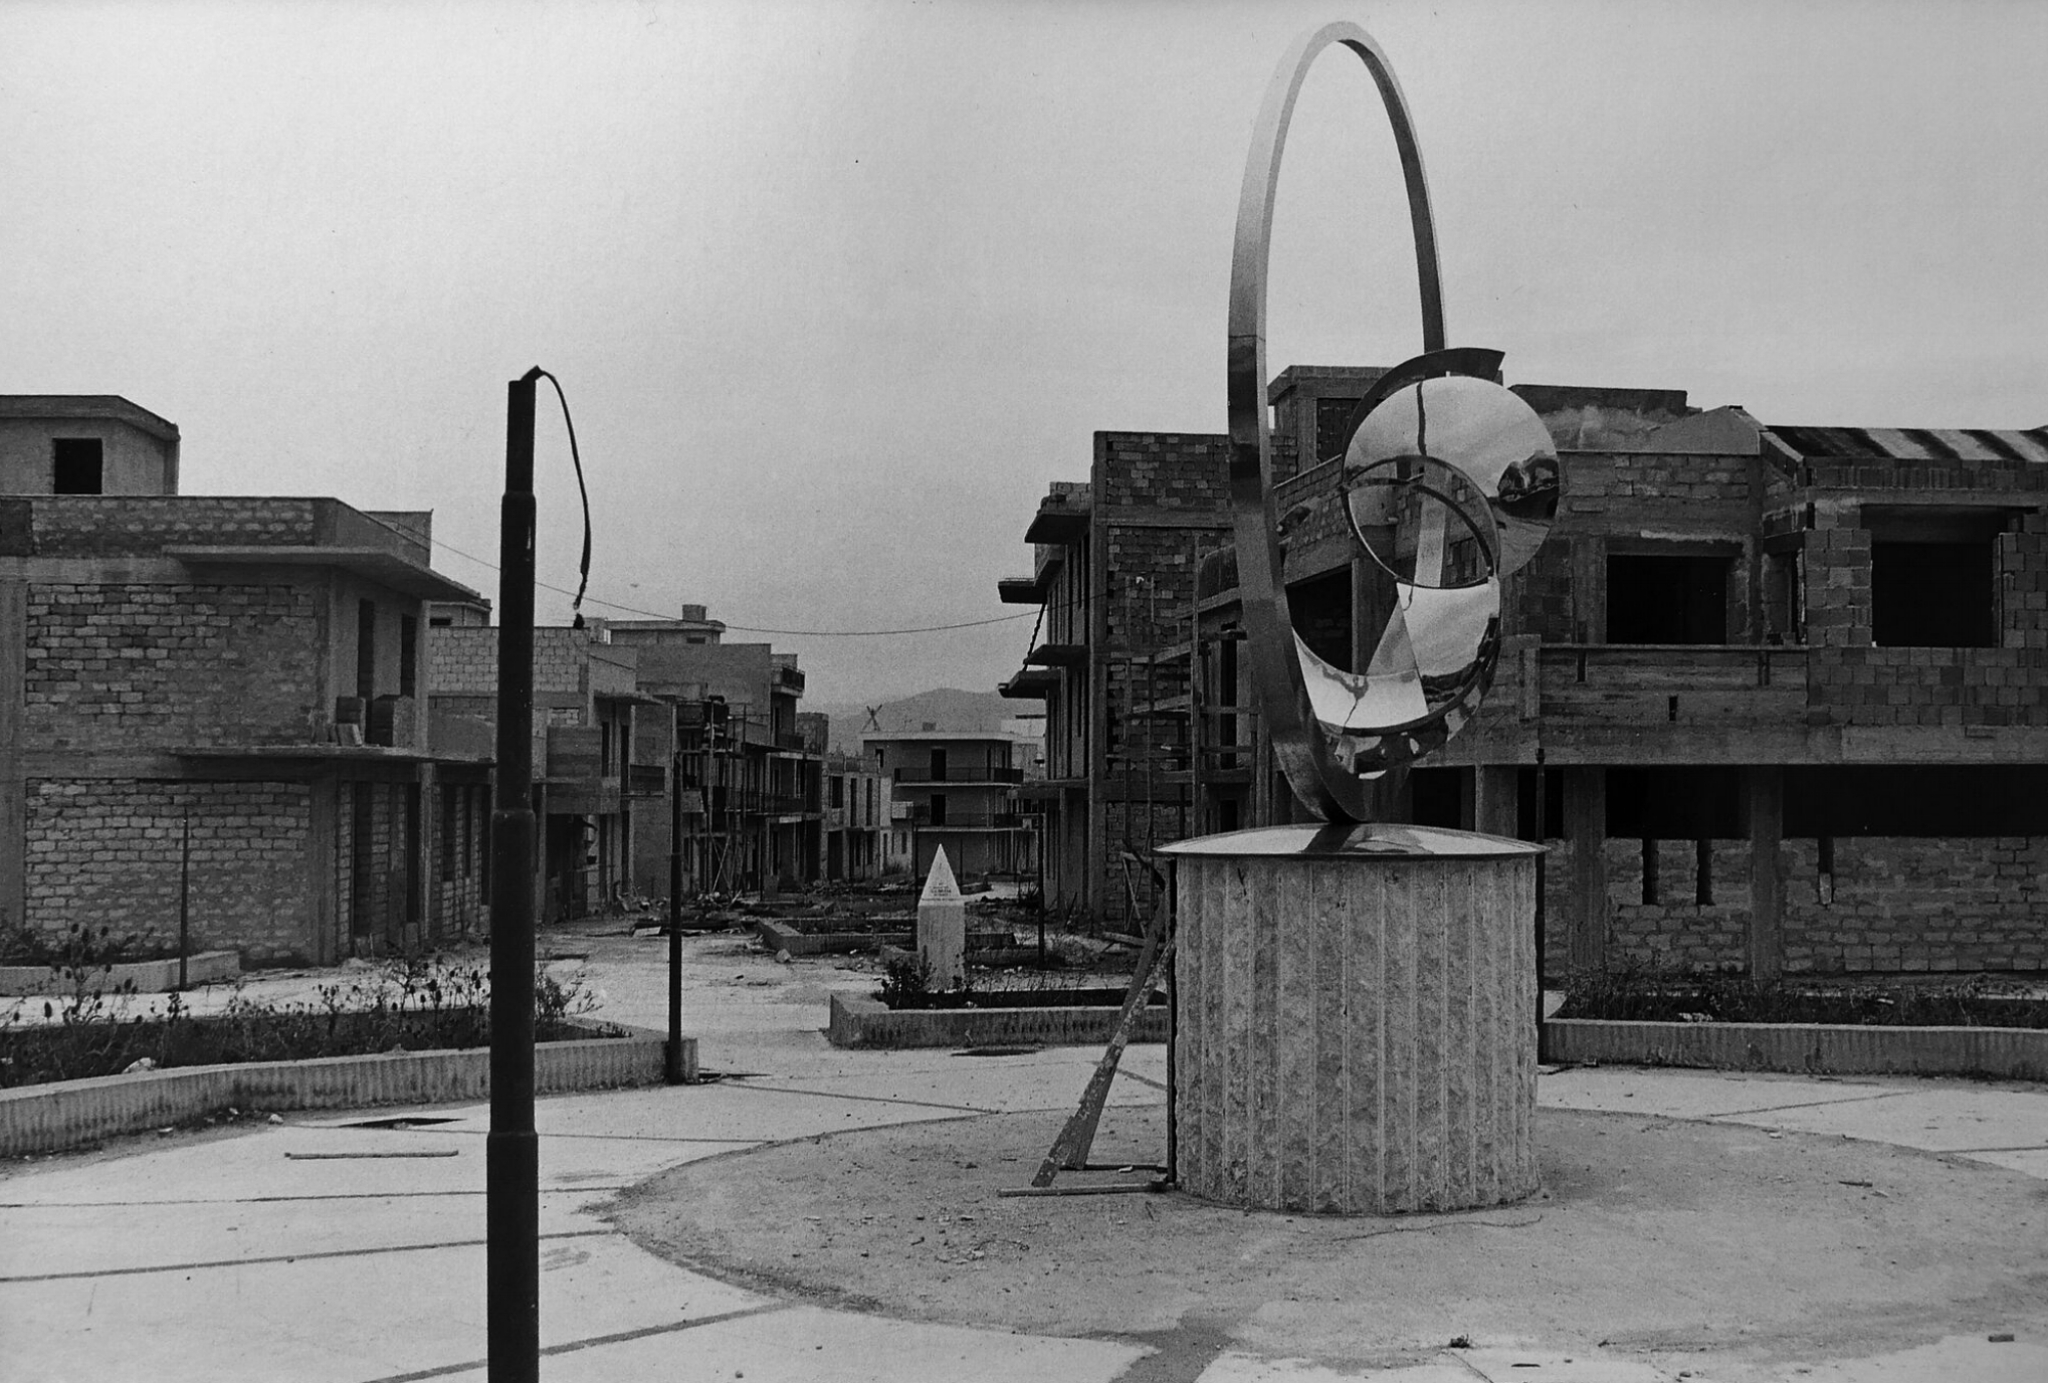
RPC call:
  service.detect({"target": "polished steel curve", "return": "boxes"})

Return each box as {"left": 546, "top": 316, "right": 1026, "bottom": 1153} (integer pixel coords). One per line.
{"left": 1226, "top": 21, "right": 1449, "bottom": 822}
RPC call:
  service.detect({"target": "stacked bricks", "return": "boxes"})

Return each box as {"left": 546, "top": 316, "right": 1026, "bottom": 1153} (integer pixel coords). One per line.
{"left": 429, "top": 781, "right": 487, "bottom": 940}
{"left": 1801, "top": 514, "right": 1871, "bottom": 648}
{"left": 1805, "top": 457, "right": 2048, "bottom": 497}
{"left": 1814, "top": 646, "right": 2048, "bottom": 728}
{"left": 1097, "top": 434, "right": 1230, "bottom": 512}
{"left": 427, "top": 626, "right": 594, "bottom": 698}
{"left": 1567, "top": 452, "right": 1752, "bottom": 510}
{"left": 1781, "top": 836, "right": 2048, "bottom": 974}
{"left": 1095, "top": 433, "right": 1232, "bottom": 928}
{"left": 1998, "top": 515, "right": 2047, "bottom": 650}
{"left": 24, "top": 780, "right": 310, "bottom": 965}
{"left": 1600, "top": 837, "right": 1751, "bottom": 970}
{"left": 25, "top": 583, "right": 320, "bottom": 749}
{"left": 22, "top": 497, "right": 321, "bottom": 557}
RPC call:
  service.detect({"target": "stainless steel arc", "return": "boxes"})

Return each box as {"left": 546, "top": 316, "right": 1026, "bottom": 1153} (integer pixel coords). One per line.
{"left": 1226, "top": 21, "right": 1447, "bottom": 822}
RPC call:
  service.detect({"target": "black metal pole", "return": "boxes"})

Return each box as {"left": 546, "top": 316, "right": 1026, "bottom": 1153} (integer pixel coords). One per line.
{"left": 666, "top": 741, "right": 686, "bottom": 1083}
{"left": 488, "top": 369, "right": 542, "bottom": 1383}
{"left": 1532, "top": 746, "right": 1549, "bottom": 1065}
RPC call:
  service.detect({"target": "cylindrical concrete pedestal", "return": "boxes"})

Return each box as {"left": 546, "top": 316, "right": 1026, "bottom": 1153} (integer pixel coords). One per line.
{"left": 1162, "top": 823, "right": 1541, "bottom": 1215}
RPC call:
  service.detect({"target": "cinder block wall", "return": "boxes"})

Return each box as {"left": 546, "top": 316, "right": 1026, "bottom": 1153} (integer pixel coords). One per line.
{"left": 21, "top": 497, "right": 320, "bottom": 555}
{"left": 26, "top": 583, "right": 321, "bottom": 749}
{"left": 1781, "top": 836, "right": 2048, "bottom": 974}
{"left": 1094, "top": 433, "right": 1229, "bottom": 927}
{"left": 25, "top": 779, "right": 310, "bottom": 964}
{"left": 1599, "top": 837, "right": 1752, "bottom": 970}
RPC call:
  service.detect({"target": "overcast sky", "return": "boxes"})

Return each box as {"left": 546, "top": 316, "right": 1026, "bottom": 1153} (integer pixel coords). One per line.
{"left": 5, "top": 1, "right": 2044, "bottom": 706}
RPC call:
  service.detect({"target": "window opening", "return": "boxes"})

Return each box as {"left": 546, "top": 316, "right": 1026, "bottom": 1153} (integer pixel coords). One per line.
{"left": 1606, "top": 554, "right": 1729, "bottom": 644}
{"left": 1871, "top": 541, "right": 1994, "bottom": 647}
{"left": 52, "top": 438, "right": 103, "bottom": 494}
{"left": 399, "top": 615, "right": 418, "bottom": 696}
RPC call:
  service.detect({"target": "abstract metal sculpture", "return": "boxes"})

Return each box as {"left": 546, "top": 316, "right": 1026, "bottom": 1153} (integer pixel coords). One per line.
{"left": 1228, "top": 21, "right": 1559, "bottom": 822}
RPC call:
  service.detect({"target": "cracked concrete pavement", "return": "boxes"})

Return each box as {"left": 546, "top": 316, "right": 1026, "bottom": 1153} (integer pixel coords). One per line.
{"left": 3, "top": 921, "right": 2046, "bottom": 1381}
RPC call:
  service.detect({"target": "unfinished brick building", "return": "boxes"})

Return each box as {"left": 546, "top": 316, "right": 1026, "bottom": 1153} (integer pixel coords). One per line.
{"left": 427, "top": 603, "right": 657, "bottom": 922}
{"left": 0, "top": 396, "right": 489, "bottom": 966}
{"left": 1002, "top": 369, "right": 2048, "bottom": 977}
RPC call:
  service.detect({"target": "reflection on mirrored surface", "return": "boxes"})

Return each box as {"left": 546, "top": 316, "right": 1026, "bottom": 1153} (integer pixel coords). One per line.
{"left": 1292, "top": 577, "right": 1497, "bottom": 736}
{"left": 1344, "top": 374, "right": 1558, "bottom": 577}
{"left": 1342, "top": 455, "right": 1496, "bottom": 589}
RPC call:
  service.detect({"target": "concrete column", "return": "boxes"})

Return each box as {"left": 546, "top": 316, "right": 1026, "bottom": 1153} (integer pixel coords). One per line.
{"left": 1473, "top": 765, "right": 1519, "bottom": 838}
{"left": 1564, "top": 767, "right": 1607, "bottom": 973}
{"left": 1169, "top": 825, "right": 1541, "bottom": 1215}
{"left": 1746, "top": 766, "right": 1784, "bottom": 981}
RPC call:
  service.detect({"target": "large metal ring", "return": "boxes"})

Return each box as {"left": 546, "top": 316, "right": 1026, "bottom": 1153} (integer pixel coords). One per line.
{"left": 1227, "top": 21, "right": 1447, "bottom": 823}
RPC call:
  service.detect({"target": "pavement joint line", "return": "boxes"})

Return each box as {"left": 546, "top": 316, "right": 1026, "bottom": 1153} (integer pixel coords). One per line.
{"left": 727, "top": 1080, "right": 994, "bottom": 1114}
{"left": 355, "top": 1304, "right": 791, "bottom": 1383}
{"left": 0, "top": 1187, "right": 635, "bottom": 1208}
{"left": 0, "top": 1227, "right": 614, "bottom": 1284}
{"left": 291, "top": 1124, "right": 767, "bottom": 1147}
{"left": 1678, "top": 1090, "right": 1917, "bottom": 1119}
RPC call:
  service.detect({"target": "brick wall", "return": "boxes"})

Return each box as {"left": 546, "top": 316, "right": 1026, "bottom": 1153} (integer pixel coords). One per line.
{"left": 26, "top": 582, "right": 322, "bottom": 749}
{"left": 428, "top": 626, "right": 592, "bottom": 696}
{"left": 1599, "top": 837, "right": 1750, "bottom": 969}
{"left": 1999, "top": 521, "right": 2048, "bottom": 650}
{"left": 18, "top": 497, "right": 321, "bottom": 556}
{"left": 1782, "top": 836, "right": 2048, "bottom": 974}
{"left": 24, "top": 779, "right": 310, "bottom": 964}
{"left": 1813, "top": 646, "right": 2048, "bottom": 728}
{"left": 1097, "top": 434, "right": 1230, "bottom": 511}
{"left": 1802, "top": 516, "right": 1872, "bottom": 648}
{"left": 430, "top": 781, "right": 487, "bottom": 939}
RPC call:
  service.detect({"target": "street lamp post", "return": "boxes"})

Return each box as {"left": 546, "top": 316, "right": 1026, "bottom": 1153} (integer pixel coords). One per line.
{"left": 488, "top": 367, "right": 543, "bottom": 1382}
{"left": 667, "top": 732, "right": 686, "bottom": 1083}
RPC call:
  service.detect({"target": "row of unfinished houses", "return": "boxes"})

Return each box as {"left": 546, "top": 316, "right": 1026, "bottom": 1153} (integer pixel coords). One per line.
{"left": 1003, "top": 366, "right": 2048, "bottom": 978}
{"left": 0, "top": 396, "right": 941, "bottom": 967}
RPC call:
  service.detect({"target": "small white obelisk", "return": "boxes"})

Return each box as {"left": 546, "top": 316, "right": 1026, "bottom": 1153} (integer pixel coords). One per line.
{"left": 917, "top": 846, "right": 966, "bottom": 989}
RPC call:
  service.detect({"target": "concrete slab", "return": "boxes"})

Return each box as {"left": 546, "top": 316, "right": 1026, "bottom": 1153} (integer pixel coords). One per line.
{"left": 1959, "top": 1147, "right": 2048, "bottom": 1177}
{"left": 1196, "top": 1356, "right": 1483, "bottom": 1383}
{"left": 754, "top": 1052, "right": 1167, "bottom": 1115}
{"left": 1774, "top": 1334, "right": 2048, "bottom": 1383}
{"left": 8, "top": 916, "right": 2047, "bottom": 1383}
{"left": 1706, "top": 1085, "right": 2048, "bottom": 1153}
{"left": 0, "top": 1234, "right": 767, "bottom": 1383}
{"left": 1453, "top": 1346, "right": 1677, "bottom": 1380}
{"left": 1540, "top": 1067, "right": 1902, "bottom": 1121}
{"left": 465, "top": 1301, "right": 1146, "bottom": 1383}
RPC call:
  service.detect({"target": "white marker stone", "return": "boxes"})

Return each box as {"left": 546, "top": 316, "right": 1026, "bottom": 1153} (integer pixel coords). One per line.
{"left": 917, "top": 845, "right": 966, "bottom": 989}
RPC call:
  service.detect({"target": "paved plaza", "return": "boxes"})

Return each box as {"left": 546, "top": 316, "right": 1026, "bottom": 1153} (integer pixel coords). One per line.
{"left": 3, "top": 925, "right": 2046, "bottom": 1382}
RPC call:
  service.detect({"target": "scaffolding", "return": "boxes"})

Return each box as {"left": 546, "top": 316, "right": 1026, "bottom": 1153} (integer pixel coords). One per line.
{"left": 1107, "top": 537, "right": 1261, "bottom": 927}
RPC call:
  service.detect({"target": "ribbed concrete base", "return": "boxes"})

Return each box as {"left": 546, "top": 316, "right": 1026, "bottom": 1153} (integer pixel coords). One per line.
{"left": 1167, "top": 826, "right": 1539, "bottom": 1214}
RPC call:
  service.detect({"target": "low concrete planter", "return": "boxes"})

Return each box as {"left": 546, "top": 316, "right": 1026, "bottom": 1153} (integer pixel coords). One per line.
{"left": 0, "top": 949, "right": 240, "bottom": 997}
{"left": 1545, "top": 1018, "right": 2048, "bottom": 1080}
{"left": 0, "top": 1023, "right": 680, "bottom": 1158}
{"left": 827, "top": 991, "right": 1167, "bottom": 1050}
{"left": 759, "top": 920, "right": 1008, "bottom": 958}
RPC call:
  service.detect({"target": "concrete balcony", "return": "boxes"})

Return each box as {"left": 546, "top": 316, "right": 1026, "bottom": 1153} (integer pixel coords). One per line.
{"left": 1536, "top": 645, "right": 1807, "bottom": 728}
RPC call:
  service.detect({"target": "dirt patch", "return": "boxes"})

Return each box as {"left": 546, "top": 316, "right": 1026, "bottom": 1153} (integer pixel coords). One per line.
{"left": 608, "top": 1105, "right": 2048, "bottom": 1372}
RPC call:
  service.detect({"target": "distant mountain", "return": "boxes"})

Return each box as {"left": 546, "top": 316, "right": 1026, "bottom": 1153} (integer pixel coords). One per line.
{"left": 807, "top": 688, "right": 1018, "bottom": 755}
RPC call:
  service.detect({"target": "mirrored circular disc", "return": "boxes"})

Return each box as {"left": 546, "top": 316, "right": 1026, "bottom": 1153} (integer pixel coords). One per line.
{"left": 1342, "top": 454, "right": 1498, "bottom": 590}
{"left": 1345, "top": 375, "right": 1559, "bottom": 576}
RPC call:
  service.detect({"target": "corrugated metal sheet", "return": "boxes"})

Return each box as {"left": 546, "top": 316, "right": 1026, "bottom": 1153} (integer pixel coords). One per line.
{"left": 1770, "top": 424, "right": 2048, "bottom": 464}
